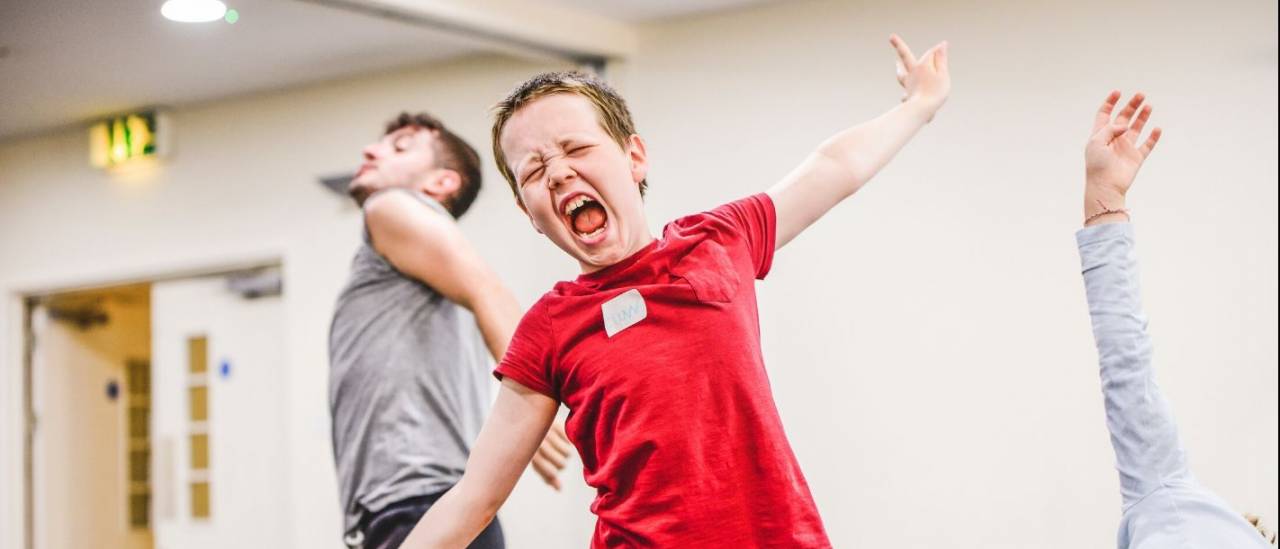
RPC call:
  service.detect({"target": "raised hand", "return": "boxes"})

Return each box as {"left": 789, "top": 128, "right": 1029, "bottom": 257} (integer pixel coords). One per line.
{"left": 890, "top": 34, "right": 950, "bottom": 120}
{"left": 1084, "top": 91, "right": 1163, "bottom": 224}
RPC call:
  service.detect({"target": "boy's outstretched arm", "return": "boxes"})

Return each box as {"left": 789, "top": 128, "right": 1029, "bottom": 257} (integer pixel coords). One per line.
{"left": 400, "top": 378, "right": 560, "bottom": 549}
{"left": 768, "top": 34, "right": 950, "bottom": 249}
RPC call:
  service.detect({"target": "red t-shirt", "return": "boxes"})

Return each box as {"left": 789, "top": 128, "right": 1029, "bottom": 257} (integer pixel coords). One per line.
{"left": 496, "top": 194, "right": 831, "bottom": 548}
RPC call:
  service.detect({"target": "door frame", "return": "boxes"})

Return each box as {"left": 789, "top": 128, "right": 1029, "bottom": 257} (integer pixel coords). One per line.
{"left": 6, "top": 252, "right": 282, "bottom": 549}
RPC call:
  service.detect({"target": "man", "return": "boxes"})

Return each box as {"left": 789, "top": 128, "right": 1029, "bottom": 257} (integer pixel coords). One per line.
{"left": 329, "top": 112, "right": 573, "bottom": 549}
{"left": 1076, "top": 91, "right": 1274, "bottom": 547}
{"left": 401, "top": 34, "right": 950, "bottom": 548}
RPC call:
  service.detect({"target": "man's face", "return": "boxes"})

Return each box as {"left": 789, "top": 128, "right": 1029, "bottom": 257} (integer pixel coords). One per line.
{"left": 500, "top": 93, "right": 651, "bottom": 273}
{"left": 348, "top": 127, "right": 436, "bottom": 206}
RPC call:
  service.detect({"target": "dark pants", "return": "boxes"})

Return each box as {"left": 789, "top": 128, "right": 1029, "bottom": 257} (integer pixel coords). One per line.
{"left": 362, "top": 493, "right": 505, "bottom": 549}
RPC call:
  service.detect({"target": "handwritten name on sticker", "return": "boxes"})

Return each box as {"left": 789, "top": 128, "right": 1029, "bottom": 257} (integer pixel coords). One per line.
{"left": 602, "top": 289, "right": 647, "bottom": 337}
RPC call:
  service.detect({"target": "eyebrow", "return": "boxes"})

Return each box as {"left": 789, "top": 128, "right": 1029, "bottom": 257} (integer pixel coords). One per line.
{"left": 385, "top": 128, "right": 420, "bottom": 143}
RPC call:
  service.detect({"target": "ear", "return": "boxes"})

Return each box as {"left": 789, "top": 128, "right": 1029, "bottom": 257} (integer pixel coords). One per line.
{"left": 422, "top": 169, "right": 462, "bottom": 201}
{"left": 626, "top": 134, "right": 649, "bottom": 186}
{"left": 515, "top": 195, "right": 544, "bottom": 235}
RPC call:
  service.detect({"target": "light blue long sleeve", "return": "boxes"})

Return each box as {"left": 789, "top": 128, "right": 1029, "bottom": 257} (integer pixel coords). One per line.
{"left": 1078, "top": 222, "right": 1268, "bottom": 549}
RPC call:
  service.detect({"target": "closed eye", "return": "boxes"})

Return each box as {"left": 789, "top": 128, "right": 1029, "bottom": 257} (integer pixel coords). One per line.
{"left": 521, "top": 166, "right": 544, "bottom": 185}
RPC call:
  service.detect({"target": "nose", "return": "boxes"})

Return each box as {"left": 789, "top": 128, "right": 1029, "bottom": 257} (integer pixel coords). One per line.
{"left": 546, "top": 159, "right": 575, "bottom": 190}
{"left": 361, "top": 142, "right": 382, "bottom": 161}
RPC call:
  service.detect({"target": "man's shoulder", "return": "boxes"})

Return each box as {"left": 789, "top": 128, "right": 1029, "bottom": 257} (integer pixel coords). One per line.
{"left": 363, "top": 188, "right": 450, "bottom": 224}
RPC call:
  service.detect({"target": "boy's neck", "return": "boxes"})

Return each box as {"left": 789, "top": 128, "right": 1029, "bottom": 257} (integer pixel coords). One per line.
{"left": 578, "top": 233, "right": 656, "bottom": 275}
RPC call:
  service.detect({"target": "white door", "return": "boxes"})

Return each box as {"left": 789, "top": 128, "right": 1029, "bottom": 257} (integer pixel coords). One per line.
{"left": 30, "top": 288, "right": 152, "bottom": 549}
{"left": 151, "top": 274, "right": 287, "bottom": 549}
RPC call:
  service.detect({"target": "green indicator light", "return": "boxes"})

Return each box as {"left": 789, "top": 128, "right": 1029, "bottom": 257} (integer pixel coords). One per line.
{"left": 224, "top": 9, "right": 239, "bottom": 24}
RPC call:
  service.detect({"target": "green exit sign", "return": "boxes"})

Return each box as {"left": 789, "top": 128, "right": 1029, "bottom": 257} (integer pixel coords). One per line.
{"left": 89, "top": 111, "right": 168, "bottom": 168}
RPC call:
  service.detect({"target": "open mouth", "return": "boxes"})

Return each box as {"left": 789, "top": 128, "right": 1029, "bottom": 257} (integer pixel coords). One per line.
{"left": 562, "top": 193, "right": 608, "bottom": 242}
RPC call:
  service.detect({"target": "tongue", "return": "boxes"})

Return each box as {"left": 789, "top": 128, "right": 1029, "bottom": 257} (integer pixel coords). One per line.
{"left": 572, "top": 203, "right": 606, "bottom": 234}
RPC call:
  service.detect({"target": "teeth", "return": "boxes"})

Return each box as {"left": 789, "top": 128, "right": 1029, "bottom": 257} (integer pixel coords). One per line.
{"left": 563, "top": 195, "right": 592, "bottom": 217}
{"left": 577, "top": 224, "right": 606, "bottom": 238}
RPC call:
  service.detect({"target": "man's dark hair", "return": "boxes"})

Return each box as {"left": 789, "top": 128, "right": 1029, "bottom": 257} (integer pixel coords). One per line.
{"left": 385, "top": 112, "right": 483, "bottom": 218}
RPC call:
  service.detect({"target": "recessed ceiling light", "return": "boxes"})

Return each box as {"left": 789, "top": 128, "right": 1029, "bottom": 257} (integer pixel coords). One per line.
{"left": 161, "top": 0, "right": 227, "bottom": 23}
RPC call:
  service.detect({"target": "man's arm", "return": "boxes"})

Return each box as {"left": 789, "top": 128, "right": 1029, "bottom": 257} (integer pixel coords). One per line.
{"left": 400, "top": 379, "right": 560, "bottom": 549}
{"left": 1077, "top": 91, "right": 1183, "bottom": 506}
{"left": 768, "top": 34, "right": 950, "bottom": 249}
{"left": 365, "top": 190, "right": 571, "bottom": 488}
{"left": 366, "top": 190, "right": 521, "bottom": 361}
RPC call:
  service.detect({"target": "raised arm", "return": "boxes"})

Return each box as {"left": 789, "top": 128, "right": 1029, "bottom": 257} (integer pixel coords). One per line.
{"left": 366, "top": 190, "right": 523, "bottom": 361}
{"left": 400, "top": 379, "right": 561, "bottom": 549}
{"left": 365, "top": 189, "right": 572, "bottom": 488}
{"left": 1077, "top": 91, "right": 1183, "bottom": 506}
{"left": 768, "top": 34, "right": 950, "bottom": 249}
{"left": 1078, "top": 92, "right": 1279, "bottom": 548}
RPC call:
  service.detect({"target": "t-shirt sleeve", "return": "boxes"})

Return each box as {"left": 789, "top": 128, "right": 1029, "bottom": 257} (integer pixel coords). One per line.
{"left": 493, "top": 299, "right": 559, "bottom": 401}
{"left": 706, "top": 193, "right": 777, "bottom": 279}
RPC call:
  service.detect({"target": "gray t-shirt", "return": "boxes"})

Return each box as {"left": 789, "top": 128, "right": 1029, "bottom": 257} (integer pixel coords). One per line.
{"left": 329, "top": 190, "right": 491, "bottom": 535}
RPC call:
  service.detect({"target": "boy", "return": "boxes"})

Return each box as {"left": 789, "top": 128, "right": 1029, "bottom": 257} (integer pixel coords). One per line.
{"left": 403, "top": 34, "right": 950, "bottom": 548}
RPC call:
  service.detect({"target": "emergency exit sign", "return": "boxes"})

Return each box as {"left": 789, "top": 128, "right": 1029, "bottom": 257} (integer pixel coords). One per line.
{"left": 89, "top": 110, "right": 168, "bottom": 168}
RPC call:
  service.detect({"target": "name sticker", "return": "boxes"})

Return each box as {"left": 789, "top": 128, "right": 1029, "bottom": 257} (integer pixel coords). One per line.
{"left": 601, "top": 289, "right": 647, "bottom": 337}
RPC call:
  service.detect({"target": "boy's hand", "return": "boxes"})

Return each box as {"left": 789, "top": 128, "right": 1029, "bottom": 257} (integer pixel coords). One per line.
{"left": 890, "top": 34, "right": 950, "bottom": 120}
{"left": 530, "top": 419, "right": 573, "bottom": 491}
{"left": 1084, "top": 91, "right": 1162, "bottom": 224}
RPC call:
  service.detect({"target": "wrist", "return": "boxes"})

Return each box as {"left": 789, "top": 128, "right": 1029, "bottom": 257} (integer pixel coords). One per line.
{"left": 1083, "top": 191, "right": 1129, "bottom": 226}
{"left": 902, "top": 95, "right": 941, "bottom": 123}
{"left": 1084, "top": 211, "right": 1129, "bottom": 227}
{"left": 1084, "top": 187, "right": 1125, "bottom": 214}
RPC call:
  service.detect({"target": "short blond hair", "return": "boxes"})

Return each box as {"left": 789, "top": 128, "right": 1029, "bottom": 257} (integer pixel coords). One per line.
{"left": 1246, "top": 513, "right": 1278, "bottom": 544}
{"left": 491, "top": 71, "right": 647, "bottom": 198}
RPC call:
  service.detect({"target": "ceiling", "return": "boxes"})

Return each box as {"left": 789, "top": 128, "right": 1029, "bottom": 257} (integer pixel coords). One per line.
{"left": 0, "top": 0, "right": 778, "bottom": 141}
{"left": 540, "top": 0, "right": 776, "bottom": 22}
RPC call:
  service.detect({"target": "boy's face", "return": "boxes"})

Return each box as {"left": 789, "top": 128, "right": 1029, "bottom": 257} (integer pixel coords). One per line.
{"left": 500, "top": 93, "right": 651, "bottom": 273}
{"left": 348, "top": 127, "right": 438, "bottom": 206}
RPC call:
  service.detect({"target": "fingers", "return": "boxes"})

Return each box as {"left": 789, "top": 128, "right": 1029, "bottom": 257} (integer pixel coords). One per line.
{"left": 530, "top": 420, "right": 574, "bottom": 491}
{"left": 1138, "top": 127, "right": 1162, "bottom": 158}
{"left": 1095, "top": 122, "right": 1129, "bottom": 145}
{"left": 1093, "top": 90, "right": 1121, "bottom": 133}
{"left": 1126, "top": 104, "right": 1152, "bottom": 141}
{"left": 546, "top": 423, "right": 574, "bottom": 455}
{"left": 895, "top": 61, "right": 907, "bottom": 87}
{"left": 531, "top": 453, "right": 563, "bottom": 491}
{"left": 933, "top": 41, "right": 949, "bottom": 74}
{"left": 889, "top": 34, "right": 916, "bottom": 69}
{"left": 1114, "top": 92, "right": 1146, "bottom": 128}
{"left": 537, "top": 439, "right": 569, "bottom": 469}
{"left": 918, "top": 42, "right": 944, "bottom": 69}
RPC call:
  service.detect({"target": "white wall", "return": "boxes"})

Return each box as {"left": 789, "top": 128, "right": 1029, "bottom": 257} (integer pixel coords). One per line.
{"left": 2, "top": 0, "right": 1276, "bottom": 547}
